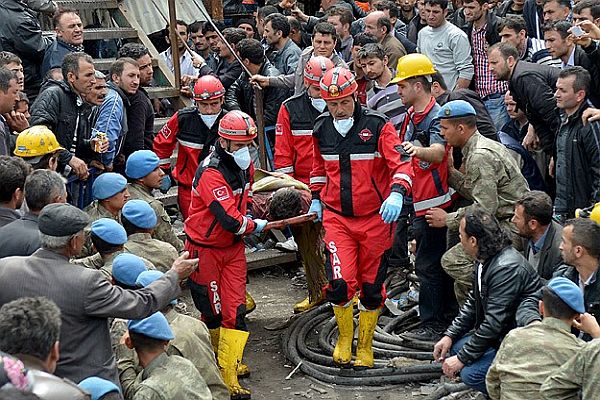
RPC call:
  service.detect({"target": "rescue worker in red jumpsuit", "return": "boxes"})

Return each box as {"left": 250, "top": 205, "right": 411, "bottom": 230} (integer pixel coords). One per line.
{"left": 309, "top": 67, "right": 413, "bottom": 369}
{"left": 153, "top": 75, "right": 226, "bottom": 220}
{"left": 274, "top": 56, "right": 334, "bottom": 185}
{"left": 184, "top": 110, "right": 267, "bottom": 399}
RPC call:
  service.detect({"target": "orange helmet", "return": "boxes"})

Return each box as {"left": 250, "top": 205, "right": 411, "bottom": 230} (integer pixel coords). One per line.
{"left": 193, "top": 75, "right": 225, "bottom": 101}
{"left": 319, "top": 67, "right": 358, "bottom": 101}
{"left": 218, "top": 110, "right": 257, "bottom": 141}
{"left": 304, "top": 56, "right": 335, "bottom": 86}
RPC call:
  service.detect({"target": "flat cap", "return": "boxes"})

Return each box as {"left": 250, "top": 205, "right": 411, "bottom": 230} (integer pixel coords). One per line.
{"left": 91, "top": 219, "right": 127, "bottom": 245}
{"left": 125, "top": 150, "right": 160, "bottom": 179}
{"left": 39, "top": 203, "right": 90, "bottom": 236}
{"left": 437, "top": 100, "right": 476, "bottom": 119}
{"left": 548, "top": 277, "right": 585, "bottom": 314}
{"left": 78, "top": 377, "right": 120, "bottom": 400}
{"left": 122, "top": 199, "right": 157, "bottom": 229}
{"left": 112, "top": 253, "right": 148, "bottom": 286}
{"left": 136, "top": 270, "right": 177, "bottom": 305}
{"left": 127, "top": 312, "right": 174, "bottom": 341}
{"left": 92, "top": 173, "right": 127, "bottom": 200}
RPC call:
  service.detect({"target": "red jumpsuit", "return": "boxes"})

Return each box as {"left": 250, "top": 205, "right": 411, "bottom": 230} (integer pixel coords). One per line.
{"left": 310, "top": 105, "right": 413, "bottom": 309}
{"left": 184, "top": 145, "right": 255, "bottom": 330}
{"left": 274, "top": 92, "right": 321, "bottom": 185}
{"left": 153, "top": 107, "right": 222, "bottom": 219}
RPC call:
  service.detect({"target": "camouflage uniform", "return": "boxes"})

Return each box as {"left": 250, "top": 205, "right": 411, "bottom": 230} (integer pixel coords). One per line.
{"left": 443, "top": 132, "right": 529, "bottom": 304}
{"left": 127, "top": 182, "right": 183, "bottom": 252}
{"left": 73, "top": 251, "right": 156, "bottom": 281}
{"left": 118, "top": 351, "right": 211, "bottom": 400}
{"left": 540, "top": 337, "right": 600, "bottom": 399}
{"left": 79, "top": 201, "right": 121, "bottom": 258}
{"left": 125, "top": 233, "right": 178, "bottom": 272}
{"left": 164, "top": 308, "right": 229, "bottom": 400}
{"left": 486, "top": 318, "right": 584, "bottom": 399}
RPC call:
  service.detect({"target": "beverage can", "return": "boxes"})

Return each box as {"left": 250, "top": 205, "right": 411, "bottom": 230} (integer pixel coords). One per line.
{"left": 94, "top": 132, "right": 107, "bottom": 153}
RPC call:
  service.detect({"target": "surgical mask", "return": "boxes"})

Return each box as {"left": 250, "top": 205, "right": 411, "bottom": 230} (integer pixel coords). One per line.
{"left": 232, "top": 146, "right": 251, "bottom": 170}
{"left": 311, "top": 98, "right": 327, "bottom": 112}
{"left": 333, "top": 117, "right": 354, "bottom": 137}
{"left": 200, "top": 113, "right": 219, "bottom": 129}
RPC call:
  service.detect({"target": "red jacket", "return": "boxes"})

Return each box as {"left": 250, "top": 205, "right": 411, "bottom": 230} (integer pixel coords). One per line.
{"left": 310, "top": 104, "right": 413, "bottom": 217}
{"left": 153, "top": 107, "right": 222, "bottom": 188}
{"left": 274, "top": 92, "right": 321, "bottom": 185}
{"left": 185, "top": 145, "right": 256, "bottom": 248}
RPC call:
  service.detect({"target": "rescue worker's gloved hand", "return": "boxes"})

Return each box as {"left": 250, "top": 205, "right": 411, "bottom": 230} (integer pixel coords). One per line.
{"left": 160, "top": 174, "right": 172, "bottom": 194}
{"left": 380, "top": 192, "right": 403, "bottom": 224}
{"left": 253, "top": 219, "right": 268, "bottom": 233}
{"left": 309, "top": 199, "right": 323, "bottom": 222}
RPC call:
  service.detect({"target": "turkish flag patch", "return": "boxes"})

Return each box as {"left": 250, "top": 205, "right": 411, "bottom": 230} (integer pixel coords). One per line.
{"left": 212, "top": 186, "right": 230, "bottom": 201}
{"left": 358, "top": 129, "right": 373, "bottom": 142}
{"left": 275, "top": 124, "right": 283, "bottom": 136}
{"left": 160, "top": 124, "right": 172, "bottom": 139}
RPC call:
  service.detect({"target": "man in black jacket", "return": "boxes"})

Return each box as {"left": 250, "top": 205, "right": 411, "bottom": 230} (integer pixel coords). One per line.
{"left": 433, "top": 206, "right": 542, "bottom": 396}
{"left": 30, "top": 52, "right": 97, "bottom": 179}
{"left": 488, "top": 42, "right": 560, "bottom": 155}
{"left": 553, "top": 67, "right": 600, "bottom": 221}
{"left": 225, "top": 38, "right": 288, "bottom": 145}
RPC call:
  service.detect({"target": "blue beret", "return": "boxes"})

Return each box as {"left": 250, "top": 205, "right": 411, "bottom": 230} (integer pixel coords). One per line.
{"left": 78, "top": 377, "right": 120, "bottom": 400}
{"left": 90, "top": 218, "right": 127, "bottom": 245}
{"left": 112, "top": 253, "right": 148, "bottom": 286}
{"left": 127, "top": 312, "right": 174, "bottom": 341}
{"left": 136, "top": 270, "right": 177, "bottom": 305}
{"left": 122, "top": 199, "right": 157, "bottom": 229}
{"left": 92, "top": 173, "right": 127, "bottom": 200}
{"left": 125, "top": 150, "right": 160, "bottom": 179}
{"left": 548, "top": 277, "right": 585, "bottom": 314}
{"left": 437, "top": 100, "right": 477, "bottom": 119}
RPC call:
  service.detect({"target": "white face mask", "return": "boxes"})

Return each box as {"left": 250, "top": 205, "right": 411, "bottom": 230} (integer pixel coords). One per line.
{"left": 232, "top": 146, "right": 251, "bottom": 170}
{"left": 311, "top": 98, "right": 327, "bottom": 112}
{"left": 200, "top": 113, "right": 219, "bottom": 129}
{"left": 333, "top": 117, "right": 354, "bottom": 137}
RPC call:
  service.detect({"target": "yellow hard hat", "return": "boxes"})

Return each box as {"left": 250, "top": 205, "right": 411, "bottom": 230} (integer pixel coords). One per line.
{"left": 575, "top": 202, "right": 600, "bottom": 224}
{"left": 390, "top": 54, "right": 437, "bottom": 84}
{"left": 590, "top": 203, "right": 600, "bottom": 224}
{"left": 13, "top": 125, "right": 65, "bottom": 159}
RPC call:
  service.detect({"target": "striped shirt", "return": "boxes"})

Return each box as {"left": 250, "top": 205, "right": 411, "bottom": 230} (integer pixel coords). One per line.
{"left": 366, "top": 82, "right": 406, "bottom": 131}
{"left": 524, "top": 37, "right": 563, "bottom": 68}
{"left": 471, "top": 24, "right": 509, "bottom": 98}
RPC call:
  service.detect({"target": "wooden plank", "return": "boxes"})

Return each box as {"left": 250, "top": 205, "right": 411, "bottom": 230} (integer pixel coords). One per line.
{"left": 43, "top": 27, "right": 138, "bottom": 40}
{"left": 146, "top": 86, "right": 182, "bottom": 99}
{"left": 55, "top": 0, "right": 119, "bottom": 10}
{"left": 247, "top": 249, "right": 297, "bottom": 271}
{"left": 93, "top": 57, "right": 158, "bottom": 71}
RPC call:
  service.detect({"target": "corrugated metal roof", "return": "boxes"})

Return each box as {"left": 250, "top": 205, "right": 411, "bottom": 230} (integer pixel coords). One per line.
{"left": 122, "top": 0, "right": 209, "bottom": 34}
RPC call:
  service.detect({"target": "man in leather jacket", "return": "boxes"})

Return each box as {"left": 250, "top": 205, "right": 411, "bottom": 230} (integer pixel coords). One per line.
{"left": 433, "top": 206, "right": 542, "bottom": 396}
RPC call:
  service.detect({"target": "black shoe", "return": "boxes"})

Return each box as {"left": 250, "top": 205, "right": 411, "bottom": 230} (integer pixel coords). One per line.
{"left": 400, "top": 325, "right": 443, "bottom": 342}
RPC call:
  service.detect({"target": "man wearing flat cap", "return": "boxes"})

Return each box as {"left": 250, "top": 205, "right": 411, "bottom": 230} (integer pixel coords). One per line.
{"left": 0, "top": 203, "right": 199, "bottom": 386}
{"left": 425, "top": 100, "right": 529, "bottom": 305}
{"left": 125, "top": 150, "right": 183, "bottom": 252}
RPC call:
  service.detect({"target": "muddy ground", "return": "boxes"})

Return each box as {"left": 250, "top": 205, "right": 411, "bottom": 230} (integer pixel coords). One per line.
{"left": 190, "top": 263, "right": 427, "bottom": 400}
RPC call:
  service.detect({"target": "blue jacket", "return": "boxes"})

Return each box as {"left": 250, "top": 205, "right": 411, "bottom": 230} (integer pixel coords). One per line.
{"left": 92, "top": 82, "right": 129, "bottom": 167}
{"left": 42, "top": 39, "right": 76, "bottom": 77}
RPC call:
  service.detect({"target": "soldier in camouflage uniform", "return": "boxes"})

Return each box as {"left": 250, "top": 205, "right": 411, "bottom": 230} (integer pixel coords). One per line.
{"left": 121, "top": 200, "right": 179, "bottom": 272}
{"left": 486, "top": 277, "right": 599, "bottom": 399}
{"left": 125, "top": 150, "right": 184, "bottom": 252}
{"left": 425, "top": 101, "right": 529, "bottom": 304}
{"left": 80, "top": 172, "right": 130, "bottom": 258}
{"left": 118, "top": 312, "right": 212, "bottom": 400}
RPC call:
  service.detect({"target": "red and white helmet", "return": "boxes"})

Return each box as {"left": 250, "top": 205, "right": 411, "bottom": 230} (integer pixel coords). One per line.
{"left": 304, "top": 56, "right": 335, "bottom": 87}
{"left": 319, "top": 67, "right": 358, "bottom": 101}
{"left": 194, "top": 75, "right": 225, "bottom": 101}
{"left": 218, "top": 110, "right": 257, "bottom": 141}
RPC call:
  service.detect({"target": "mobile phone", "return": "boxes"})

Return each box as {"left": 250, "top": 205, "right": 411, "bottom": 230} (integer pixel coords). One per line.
{"left": 572, "top": 25, "right": 585, "bottom": 38}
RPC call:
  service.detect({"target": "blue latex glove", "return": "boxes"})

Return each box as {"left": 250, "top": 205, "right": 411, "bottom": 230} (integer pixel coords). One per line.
{"left": 253, "top": 219, "right": 268, "bottom": 233}
{"left": 159, "top": 175, "right": 172, "bottom": 193}
{"left": 309, "top": 199, "right": 323, "bottom": 222}
{"left": 379, "top": 192, "right": 403, "bottom": 224}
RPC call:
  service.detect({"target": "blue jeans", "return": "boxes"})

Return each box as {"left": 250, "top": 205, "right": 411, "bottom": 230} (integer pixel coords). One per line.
{"left": 484, "top": 94, "right": 510, "bottom": 132}
{"left": 450, "top": 335, "right": 497, "bottom": 395}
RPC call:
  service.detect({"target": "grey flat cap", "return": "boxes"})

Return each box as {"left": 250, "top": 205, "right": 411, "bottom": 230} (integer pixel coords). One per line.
{"left": 39, "top": 203, "right": 90, "bottom": 236}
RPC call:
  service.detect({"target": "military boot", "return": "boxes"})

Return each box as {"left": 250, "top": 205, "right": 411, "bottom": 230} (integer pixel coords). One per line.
{"left": 332, "top": 304, "right": 354, "bottom": 367}
{"left": 218, "top": 328, "right": 251, "bottom": 399}
{"left": 353, "top": 309, "right": 380, "bottom": 369}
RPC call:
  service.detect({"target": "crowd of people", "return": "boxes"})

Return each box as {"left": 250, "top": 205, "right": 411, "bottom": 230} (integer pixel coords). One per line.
{"left": 1, "top": 0, "right": 600, "bottom": 398}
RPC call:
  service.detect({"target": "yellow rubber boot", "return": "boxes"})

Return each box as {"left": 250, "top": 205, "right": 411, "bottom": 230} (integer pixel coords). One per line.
{"left": 332, "top": 304, "right": 354, "bottom": 367}
{"left": 211, "top": 327, "right": 250, "bottom": 378}
{"left": 293, "top": 292, "right": 325, "bottom": 313}
{"left": 218, "top": 328, "right": 251, "bottom": 399}
{"left": 245, "top": 292, "right": 256, "bottom": 314}
{"left": 353, "top": 309, "right": 380, "bottom": 369}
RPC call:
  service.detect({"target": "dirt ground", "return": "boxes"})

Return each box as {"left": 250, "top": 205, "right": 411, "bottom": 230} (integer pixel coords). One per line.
{"left": 223, "top": 264, "right": 424, "bottom": 400}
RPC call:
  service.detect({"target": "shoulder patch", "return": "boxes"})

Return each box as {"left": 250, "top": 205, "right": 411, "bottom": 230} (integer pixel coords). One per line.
{"left": 276, "top": 124, "right": 284, "bottom": 136}
{"left": 212, "top": 186, "right": 230, "bottom": 201}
